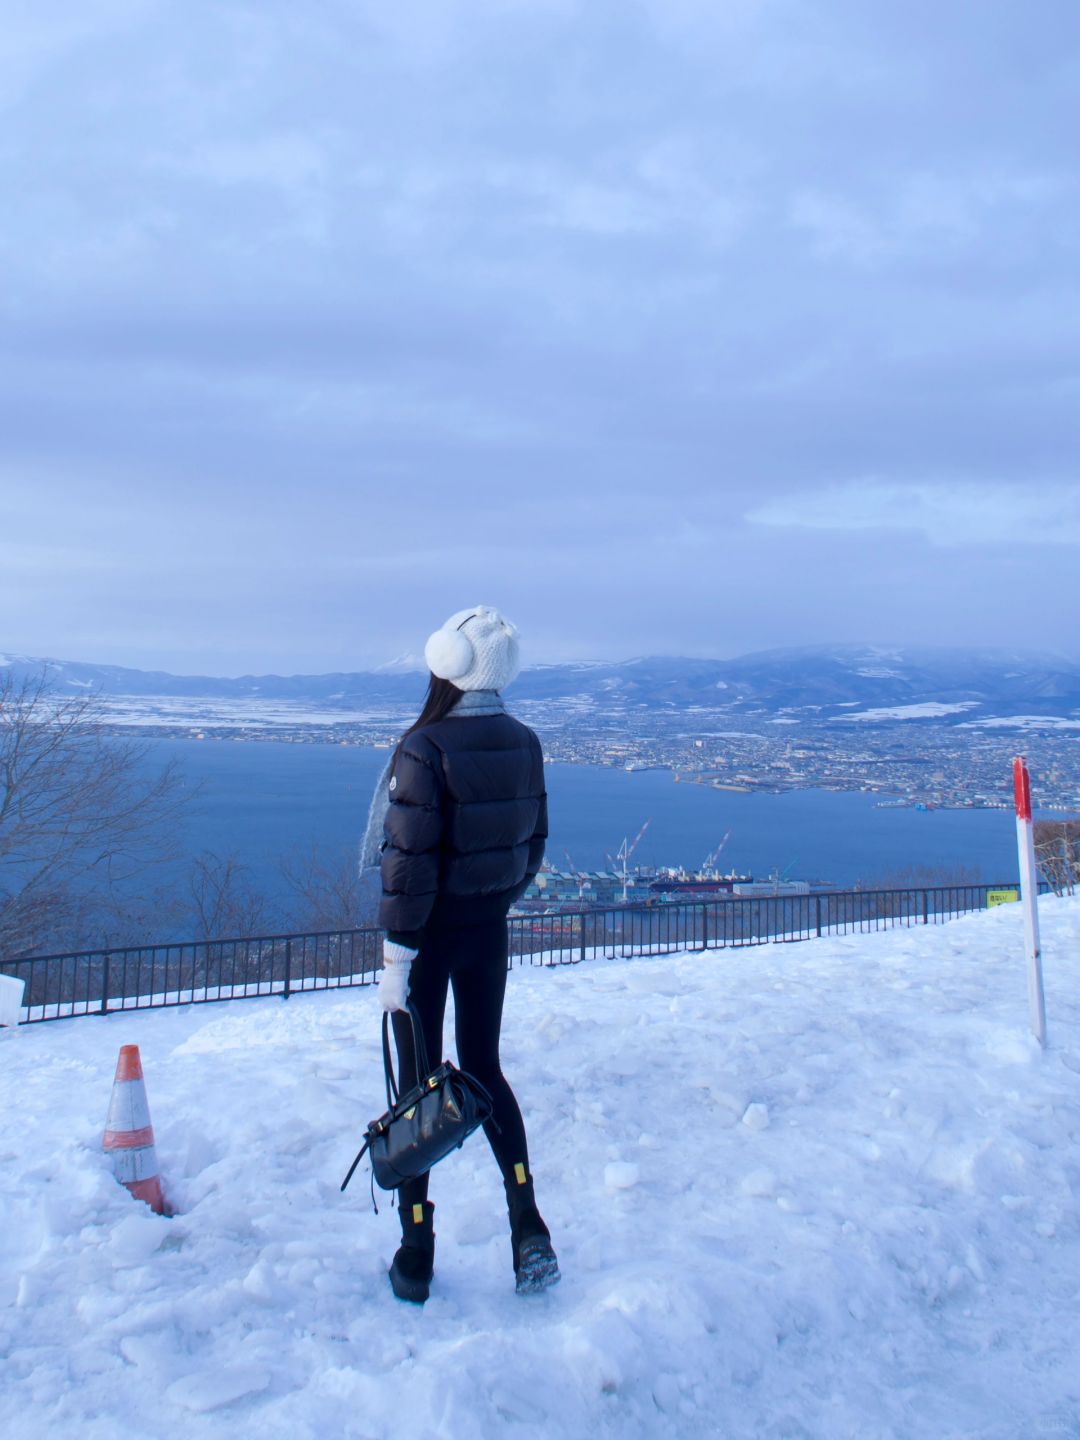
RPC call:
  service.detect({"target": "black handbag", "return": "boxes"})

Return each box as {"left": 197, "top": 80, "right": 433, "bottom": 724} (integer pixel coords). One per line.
{"left": 340, "top": 1002, "right": 494, "bottom": 1201}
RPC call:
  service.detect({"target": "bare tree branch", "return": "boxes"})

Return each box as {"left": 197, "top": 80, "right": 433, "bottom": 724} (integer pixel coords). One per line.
{"left": 1, "top": 669, "right": 191, "bottom": 956}
{"left": 187, "top": 851, "right": 272, "bottom": 940}
{"left": 856, "top": 861, "right": 984, "bottom": 891}
{"left": 278, "top": 842, "right": 374, "bottom": 934}
{"left": 1034, "top": 819, "right": 1080, "bottom": 897}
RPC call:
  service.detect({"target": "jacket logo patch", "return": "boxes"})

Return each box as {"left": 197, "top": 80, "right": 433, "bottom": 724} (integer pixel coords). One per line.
{"left": 389, "top": 776, "right": 397, "bottom": 792}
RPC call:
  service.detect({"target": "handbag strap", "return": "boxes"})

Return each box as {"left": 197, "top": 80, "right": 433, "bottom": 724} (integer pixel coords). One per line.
{"left": 340, "top": 1136, "right": 380, "bottom": 1212}
{"left": 380, "top": 1001, "right": 432, "bottom": 1110}
{"left": 340, "top": 1135, "right": 370, "bottom": 1193}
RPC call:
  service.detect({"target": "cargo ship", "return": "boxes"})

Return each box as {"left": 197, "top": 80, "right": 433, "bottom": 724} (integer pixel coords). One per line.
{"left": 645, "top": 866, "right": 754, "bottom": 897}
{"left": 513, "top": 861, "right": 828, "bottom": 914}
{"left": 515, "top": 862, "right": 753, "bottom": 913}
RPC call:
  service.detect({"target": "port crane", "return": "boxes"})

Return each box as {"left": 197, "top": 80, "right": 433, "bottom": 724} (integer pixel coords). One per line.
{"left": 702, "top": 831, "right": 732, "bottom": 873}
{"left": 610, "top": 818, "right": 652, "bottom": 904}
{"left": 563, "top": 849, "right": 592, "bottom": 900}
{"left": 767, "top": 858, "right": 799, "bottom": 893}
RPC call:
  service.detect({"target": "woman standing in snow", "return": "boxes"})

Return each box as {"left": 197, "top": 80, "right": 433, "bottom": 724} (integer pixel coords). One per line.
{"left": 360, "top": 606, "right": 558, "bottom": 1304}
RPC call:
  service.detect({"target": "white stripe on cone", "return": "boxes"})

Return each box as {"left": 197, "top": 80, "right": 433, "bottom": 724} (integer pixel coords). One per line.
{"left": 108, "top": 1146, "right": 162, "bottom": 1185}
{"left": 104, "top": 1079, "right": 153, "bottom": 1136}
{"left": 103, "top": 1045, "right": 165, "bottom": 1214}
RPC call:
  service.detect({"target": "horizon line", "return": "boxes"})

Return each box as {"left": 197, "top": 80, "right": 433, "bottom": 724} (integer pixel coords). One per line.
{"left": 4, "top": 640, "right": 1080, "bottom": 683}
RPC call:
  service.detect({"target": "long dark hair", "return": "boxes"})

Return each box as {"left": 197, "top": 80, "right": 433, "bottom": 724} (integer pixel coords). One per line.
{"left": 392, "top": 673, "right": 463, "bottom": 771}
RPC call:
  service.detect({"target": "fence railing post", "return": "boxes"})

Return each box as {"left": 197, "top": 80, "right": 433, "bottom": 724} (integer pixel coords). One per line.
{"left": 921, "top": 889, "right": 929, "bottom": 925}
{"left": 815, "top": 893, "right": 822, "bottom": 938}
{"left": 283, "top": 937, "right": 292, "bottom": 999}
{"left": 701, "top": 903, "right": 709, "bottom": 950}
{"left": 578, "top": 913, "right": 586, "bottom": 965}
{"left": 100, "top": 952, "right": 111, "bottom": 1016}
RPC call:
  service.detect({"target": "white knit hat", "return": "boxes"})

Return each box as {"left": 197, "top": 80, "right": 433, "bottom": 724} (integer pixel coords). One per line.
{"left": 424, "top": 605, "right": 521, "bottom": 692}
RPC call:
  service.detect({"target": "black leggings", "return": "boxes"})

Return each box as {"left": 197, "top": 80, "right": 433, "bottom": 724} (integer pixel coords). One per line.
{"left": 390, "top": 916, "right": 530, "bottom": 1210}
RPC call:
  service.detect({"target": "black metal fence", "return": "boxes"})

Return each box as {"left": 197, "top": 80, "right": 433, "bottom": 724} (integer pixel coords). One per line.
{"left": 3, "top": 929, "right": 384, "bottom": 1025}
{"left": 2, "top": 882, "right": 1021, "bottom": 1024}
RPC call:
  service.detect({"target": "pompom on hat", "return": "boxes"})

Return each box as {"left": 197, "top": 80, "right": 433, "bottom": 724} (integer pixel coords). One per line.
{"left": 424, "top": 605, "right": 521, "bottom": 693}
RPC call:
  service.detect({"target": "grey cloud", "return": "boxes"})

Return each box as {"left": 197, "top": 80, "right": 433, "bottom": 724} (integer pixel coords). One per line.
{"left": 3, "top": 0, "right": 1080, "bottom": 669}
{"left": 746, "top": 482, "right": 1080, "bottom": 547}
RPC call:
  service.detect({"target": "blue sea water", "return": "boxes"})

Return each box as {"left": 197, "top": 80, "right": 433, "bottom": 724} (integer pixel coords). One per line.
{"left": 146, "top": 738, "right": 1021, "bottom": 904}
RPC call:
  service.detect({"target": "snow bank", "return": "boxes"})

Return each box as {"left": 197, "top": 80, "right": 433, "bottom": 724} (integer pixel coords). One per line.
{"left": 0, "top": 972, "right": 24, "bottom": 1027}
{"left": 2, "top": 897, "right": 1080, "bottom": 1439}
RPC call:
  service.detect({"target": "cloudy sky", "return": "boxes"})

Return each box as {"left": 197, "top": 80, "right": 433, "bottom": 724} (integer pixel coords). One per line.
{"left": 3, "top": 0, "right": 1079, "bottom": 674}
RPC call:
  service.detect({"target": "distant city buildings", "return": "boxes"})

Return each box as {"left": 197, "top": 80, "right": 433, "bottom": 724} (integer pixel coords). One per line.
{"left": 95, "top": 694, "right": 1080, "bottom": 811}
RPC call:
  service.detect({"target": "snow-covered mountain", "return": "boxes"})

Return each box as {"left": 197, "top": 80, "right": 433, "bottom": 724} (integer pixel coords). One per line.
{"left": 370, "top": 652, "right": 427, "bottom": 675}
{"left": 4, "top": 644, "right": 1080, "bottom": 720}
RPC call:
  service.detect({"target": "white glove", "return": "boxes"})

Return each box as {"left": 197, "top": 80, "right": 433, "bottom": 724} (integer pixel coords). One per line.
{"left": 379, "top": 940, "right": 417, "bottom": 1013}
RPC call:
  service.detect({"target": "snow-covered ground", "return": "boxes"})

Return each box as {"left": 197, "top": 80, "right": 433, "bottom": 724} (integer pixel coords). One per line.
{"left": 958, "top": 716, "right": 1080, "bottom": 732}
{"left": 2, "top": 899, "right": 1079, "bottom": 1439}
{"left": 95, "top": 695, "right": 408, "bottom": 729}
{"left": 839, "top": 702, "right": 981, "bottom": 722}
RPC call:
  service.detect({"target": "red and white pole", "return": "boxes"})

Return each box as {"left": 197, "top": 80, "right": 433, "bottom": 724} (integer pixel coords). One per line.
{"left": 1013, "top": 756, "right": 1046, "bottom": 1048}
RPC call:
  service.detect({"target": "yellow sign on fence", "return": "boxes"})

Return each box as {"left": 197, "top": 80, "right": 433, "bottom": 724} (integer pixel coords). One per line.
{"left": 987, "top": 889, "right": 1020, "bottom": 908}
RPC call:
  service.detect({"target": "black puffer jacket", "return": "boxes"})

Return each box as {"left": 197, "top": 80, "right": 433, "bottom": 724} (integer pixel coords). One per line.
{"left": 378, "top": 712, "right": 547, "bottom": 944}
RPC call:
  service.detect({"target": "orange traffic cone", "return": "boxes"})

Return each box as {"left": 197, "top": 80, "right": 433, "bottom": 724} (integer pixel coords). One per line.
{"left": 103, "top": 1045, "right": 165, "bottom": 1214}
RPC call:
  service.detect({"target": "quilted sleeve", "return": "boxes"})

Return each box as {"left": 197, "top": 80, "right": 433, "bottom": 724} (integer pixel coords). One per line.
{"left": 377, "top": 736, "right": 445, "bottom": 935}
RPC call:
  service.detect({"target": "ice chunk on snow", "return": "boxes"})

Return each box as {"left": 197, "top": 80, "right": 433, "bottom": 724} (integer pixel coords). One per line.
{"left": 603, "top": 1161, "right": 640, "bottom": 1190}
{"left": 165, "top": 1365, "right": 270, "bottom": 1412}
{"left": 739, "top": 1169, "right": 777, "bottom": 1198}
{"left": 741, "top": 1102, "right": 770, "bottom": 1131}
{"left": 107, "top": 1213, "right": 168, "bottom": 1268}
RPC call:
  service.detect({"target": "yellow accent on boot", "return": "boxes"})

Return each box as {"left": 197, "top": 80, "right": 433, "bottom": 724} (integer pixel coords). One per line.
{"left": 412, "top": 1204, "right": 424, "bottom": 1225}
{"left": 514, "top": 1163, "right": 527, "bottom": 1185}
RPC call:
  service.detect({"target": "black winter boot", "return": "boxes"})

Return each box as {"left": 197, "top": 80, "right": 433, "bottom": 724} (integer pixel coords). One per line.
{"left": 505, "top": 1170, "right": 560, "bottom": 1295}
{"left": 389, "top": 1201, "right": 435, "bottom": 1304}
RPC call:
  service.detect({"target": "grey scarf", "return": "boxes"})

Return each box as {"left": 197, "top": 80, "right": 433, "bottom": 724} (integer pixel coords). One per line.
{"left": 358, "top": 690, "right": 507, "bottom": 873}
